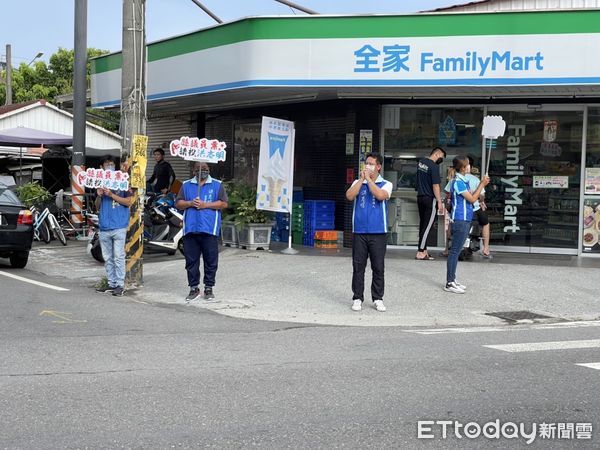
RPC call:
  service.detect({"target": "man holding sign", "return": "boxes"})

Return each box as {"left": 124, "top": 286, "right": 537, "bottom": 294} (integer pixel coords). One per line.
{"left": 94, "top": 155, "right": 133, "bottom": 297}
{"left": 176, "top": 161, "right": 228, "bottom": 301}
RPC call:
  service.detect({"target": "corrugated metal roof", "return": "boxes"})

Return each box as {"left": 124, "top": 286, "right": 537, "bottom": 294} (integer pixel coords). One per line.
{"left": 0, "top": 100, "right": 41, "bottom": 116}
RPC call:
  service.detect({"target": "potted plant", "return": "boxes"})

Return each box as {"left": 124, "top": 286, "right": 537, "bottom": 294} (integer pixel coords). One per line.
{"left": 223, "top": 182, "right": 273, "bottom": 250}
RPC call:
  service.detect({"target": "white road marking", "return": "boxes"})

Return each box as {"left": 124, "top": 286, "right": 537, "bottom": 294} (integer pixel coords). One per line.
{"left": 576, "top": 363, "right": 600, "bottom": 371}
{"left": 0, "top": 270, "right": 69, "bottom": 292}
{"left": 405, "top": 321, "right": 600, "bottom": 335}
{"left": 484, "top": 339, "right": 600, "bottom": 353}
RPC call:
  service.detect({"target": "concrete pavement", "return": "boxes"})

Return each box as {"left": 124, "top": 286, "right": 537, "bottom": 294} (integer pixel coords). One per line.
{"left": 23, "top": 240, "right": 600, "bottom": 328}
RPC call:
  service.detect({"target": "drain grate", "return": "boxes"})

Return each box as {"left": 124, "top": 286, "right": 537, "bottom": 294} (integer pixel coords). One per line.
{"left": 485, "top": 310, "right": 554, "bottom": 322}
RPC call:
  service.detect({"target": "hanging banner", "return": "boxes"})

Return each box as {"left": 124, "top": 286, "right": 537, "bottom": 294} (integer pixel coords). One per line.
{"left": 130, "top": 134, "right": 148, "bottom": 189}
{"left": 169, "top": 136, "right": 227, "bottom": 163}
{"left": 256, "top": 116, "right": 295, "bottom": 213}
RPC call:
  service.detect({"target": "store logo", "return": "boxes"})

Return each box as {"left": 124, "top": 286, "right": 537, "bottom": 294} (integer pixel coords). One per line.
{"left": 501, "top": 125, "right": 525, "bottom": 233}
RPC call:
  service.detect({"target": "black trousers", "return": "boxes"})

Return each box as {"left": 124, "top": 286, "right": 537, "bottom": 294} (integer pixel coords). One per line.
{"left": 352, "top": 233, "right": 387, "bottom": 301}
{"left": 183, "top": 232, "right": 219, "bottom": 289}
{"left": 417, "top": 195, "right": 437, "bottom": 252}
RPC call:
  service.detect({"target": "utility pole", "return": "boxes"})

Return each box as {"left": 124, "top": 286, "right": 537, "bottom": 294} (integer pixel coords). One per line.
{"left": 5, "top": 44, "right": 12, "bottom": 105}
{"left": 72, "top": 0, "right": 87, "bottom": 228}
{"left": 120, "top": 0, "right": 147, "bottom": 288}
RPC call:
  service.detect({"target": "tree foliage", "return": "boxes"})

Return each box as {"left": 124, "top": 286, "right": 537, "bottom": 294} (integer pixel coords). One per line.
{"left": 0, "top": 47, "right": 119, "bottom": 131}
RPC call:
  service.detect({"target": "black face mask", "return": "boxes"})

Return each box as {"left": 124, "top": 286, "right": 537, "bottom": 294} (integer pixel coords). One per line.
{"left": 435, "top": 158, "right": 444, "bottom": 165}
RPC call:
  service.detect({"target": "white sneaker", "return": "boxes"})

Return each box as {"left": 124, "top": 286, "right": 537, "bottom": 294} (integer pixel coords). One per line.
{"left": 454, "top": 280, "right": 467, "bottom": 290}
{"left": 444, "top": 281, "right": 465, "bottom": 294}
{"left": 351, "top": 300, "right": 362, "bottom": 311}
{"left": 373, "top": 299, "right": 387, "bottom": 312}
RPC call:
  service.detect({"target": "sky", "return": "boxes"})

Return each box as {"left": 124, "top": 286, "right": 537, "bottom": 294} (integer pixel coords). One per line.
{"left": 1, "top": 0, "right": 460, "bottom": 64}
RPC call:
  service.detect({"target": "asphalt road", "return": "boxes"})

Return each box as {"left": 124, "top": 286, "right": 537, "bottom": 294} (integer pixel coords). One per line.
{"left": 1, "top": 262, "right": 599, "bottom": 449}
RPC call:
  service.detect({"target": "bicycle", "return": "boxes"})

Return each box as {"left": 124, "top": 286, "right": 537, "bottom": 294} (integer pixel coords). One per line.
{"left": 30, "top": 205, "right": 51, "bottom": 244}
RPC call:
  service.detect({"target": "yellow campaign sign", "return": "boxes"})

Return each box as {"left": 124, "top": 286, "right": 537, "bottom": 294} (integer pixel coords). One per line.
{"left": 131, "top": 135, "right": 148, "bottom": 189}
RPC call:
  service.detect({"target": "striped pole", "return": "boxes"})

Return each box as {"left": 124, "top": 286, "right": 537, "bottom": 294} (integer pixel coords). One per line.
{"left": 125, "top": 190, "right": 144, "bottom": 287}
{"left": 71, "top": 165, "right": 85, "bottom": 227}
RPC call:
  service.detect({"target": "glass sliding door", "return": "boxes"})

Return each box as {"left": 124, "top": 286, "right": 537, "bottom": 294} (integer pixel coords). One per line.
{"left": 486, "top": 107, "right": 584, "bottom": 253}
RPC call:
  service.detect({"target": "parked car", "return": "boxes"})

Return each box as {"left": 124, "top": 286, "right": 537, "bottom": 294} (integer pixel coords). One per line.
{"left": 0, "top": 182, "right": 34, "bottom": 268}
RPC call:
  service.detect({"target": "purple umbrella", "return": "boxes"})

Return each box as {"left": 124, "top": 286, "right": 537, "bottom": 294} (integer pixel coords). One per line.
{"left": 0, "top": 126, "right": 73, "bottom": 147}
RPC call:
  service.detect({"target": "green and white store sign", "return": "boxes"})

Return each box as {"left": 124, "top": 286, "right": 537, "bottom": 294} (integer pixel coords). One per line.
{"left": 91, "top": 10, "right": 600, "bottom": 107}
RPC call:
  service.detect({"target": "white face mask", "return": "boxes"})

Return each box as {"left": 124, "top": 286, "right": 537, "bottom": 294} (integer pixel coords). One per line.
{"left": 466, "top": 165, "right": 471, "bottom": 174}
{"left": 366, "top": 164, "right": 376, "bottom": 173}
{"left": 105, "top": 164, "right": 115, "bottom": 171}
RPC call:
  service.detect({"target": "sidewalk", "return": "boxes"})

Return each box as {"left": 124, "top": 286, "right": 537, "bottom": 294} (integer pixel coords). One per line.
{"left": 26, "top": 241, "right": 600, "bottom": 328}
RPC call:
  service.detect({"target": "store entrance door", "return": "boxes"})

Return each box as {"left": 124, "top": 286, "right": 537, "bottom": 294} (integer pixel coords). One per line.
{"left": 485, "top": 106, "right": 584, "bottom": 254}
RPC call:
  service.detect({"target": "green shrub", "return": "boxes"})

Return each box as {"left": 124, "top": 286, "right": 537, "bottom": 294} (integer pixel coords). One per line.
{"left": 222, "top": 181, "right": 272, "bottom": 227}
{"left": 15, "top": 182, "right": 51, "bottom": 208}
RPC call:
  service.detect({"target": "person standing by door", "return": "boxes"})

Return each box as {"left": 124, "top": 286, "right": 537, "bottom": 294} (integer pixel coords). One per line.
{"left": 345, "top": 153, "right": 393, "bottom": 312}
{"left": 148, "top": 148, "right": 176, "bottom": 194}
{"left": 415, "top": 147, "right": 446, "bottom": 260}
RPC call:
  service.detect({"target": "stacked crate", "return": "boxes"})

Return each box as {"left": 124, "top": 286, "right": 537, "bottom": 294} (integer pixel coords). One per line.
{"left": 314, "top": 230, "right": 344, "bottom": 249}
{"left": 291, "top": 203, "right": 304, "bottom": 245}
{"left": 303, "top": 200, "right": 335, "bottom": 246}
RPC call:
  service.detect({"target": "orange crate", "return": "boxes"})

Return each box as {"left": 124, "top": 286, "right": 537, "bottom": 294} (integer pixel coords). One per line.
{"left": 315, "top": 242, "right": 338, "bottom": 249}
{"left": 314, "top": 230, "right": 340, "bottom": 241}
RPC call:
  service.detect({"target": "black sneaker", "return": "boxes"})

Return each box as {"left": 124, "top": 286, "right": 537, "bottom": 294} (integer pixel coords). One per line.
{"left": 186, "top": 287, "right": 201, "bottom": 301}
{"left": 203, "top": 287, "right": 215, "bottom": 300}
{"left": 112, "top": 286, "right": 125, "bottom": 297}
{"left": 96, "top": 285, "right": 116, "bottom": 293}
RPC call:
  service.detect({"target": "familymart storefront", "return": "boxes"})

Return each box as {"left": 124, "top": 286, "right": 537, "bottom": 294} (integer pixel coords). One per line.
{"left": 92, "top": 9, "right": 600, "bottom": 256}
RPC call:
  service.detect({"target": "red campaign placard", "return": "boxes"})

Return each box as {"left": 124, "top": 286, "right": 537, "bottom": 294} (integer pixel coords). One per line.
{"left": 346, "top": 168, "right": 355, "bottom": 184}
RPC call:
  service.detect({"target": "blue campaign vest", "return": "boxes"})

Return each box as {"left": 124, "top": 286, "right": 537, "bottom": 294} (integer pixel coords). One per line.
{"left": 181, "top": 176, "right": 223, "bottom": 236}
{"left": 99, "top": 191, "right": 130, "bottom": 231}
{"left": 450, "top": 175, "right": 474, "bottom": 222}
{"left": 352, "top": 178, "right": 389, "bottom": 234}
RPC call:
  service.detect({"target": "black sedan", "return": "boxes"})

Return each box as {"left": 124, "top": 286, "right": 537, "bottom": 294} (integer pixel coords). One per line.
{"left": 0, "top": 183, "right": 34, "bottom": 268}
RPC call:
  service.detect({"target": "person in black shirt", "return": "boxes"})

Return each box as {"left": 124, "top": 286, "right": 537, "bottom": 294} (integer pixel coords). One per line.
{"left": 415, "top": 146, "right": 446, "bottom": 260}
{"left": 148, "top": 148, "right": 175, "bottom": 194}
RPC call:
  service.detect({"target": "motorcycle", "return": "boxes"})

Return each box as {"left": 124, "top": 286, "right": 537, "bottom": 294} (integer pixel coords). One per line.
{"left": 143, "top": 192, "right": 184, "bottom": 255}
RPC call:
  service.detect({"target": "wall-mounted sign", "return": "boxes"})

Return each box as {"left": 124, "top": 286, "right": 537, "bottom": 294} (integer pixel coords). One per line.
{"left": 532, "top": 175, "right": 569, "bottom": 189}
{"left": 584, "top": 168, "right": 600, "bottom": 194}
{"left": 345, "top": 133, "right": 355, "bottom": 155}
{"left": 359, "top": 129, "right": 373, "bottom": 172}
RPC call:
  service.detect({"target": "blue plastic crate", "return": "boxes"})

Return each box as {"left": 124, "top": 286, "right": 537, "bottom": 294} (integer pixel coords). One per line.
{"left": 292, "top": 188, "right": 304, "bottom": 203}
{"left": 304, "top": 200, "right": 335, "bottom": 212}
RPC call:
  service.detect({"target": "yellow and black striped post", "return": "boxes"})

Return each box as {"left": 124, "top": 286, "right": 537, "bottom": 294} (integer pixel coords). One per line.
{"left": 125, "top": 190, "right": 144, "bottom": 288}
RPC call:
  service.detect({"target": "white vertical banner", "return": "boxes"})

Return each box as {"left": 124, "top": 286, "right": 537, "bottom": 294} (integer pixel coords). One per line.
{"left": 256, "top": 116, "right": 295, "bottom": 213}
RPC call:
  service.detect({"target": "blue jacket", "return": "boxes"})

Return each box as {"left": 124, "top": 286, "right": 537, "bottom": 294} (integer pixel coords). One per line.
{"left": 99, "top": 191, "right": 130, "bottom": 231}
{"left": 352, "top": 177, "right": 389, "bottom": 234}
{"left": 180, "top": 176, "right": 224, "bottom": 236}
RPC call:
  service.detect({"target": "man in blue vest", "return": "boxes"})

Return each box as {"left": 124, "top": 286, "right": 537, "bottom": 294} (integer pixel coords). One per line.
{"left": 176, "top": 161, "right": 228, "bottom": 301}
{"left": 94, "top": 155, "right": 133, "bottom": 297}
{"left": 345, "top": 153, "right": 393, "bottom": 312}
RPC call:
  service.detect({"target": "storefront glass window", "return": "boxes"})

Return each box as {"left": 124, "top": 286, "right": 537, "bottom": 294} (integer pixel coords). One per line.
{"left": 486, "top": 109, "right": 583, "bottom": 250}
{"left": 382, "top": 106, "right": 483, "bottom": 246}
{"left": 233, "top": 123, "right": 261, "bottom": 185}
{"left": 582, "top": 107, "right": 600, "bottom": 253}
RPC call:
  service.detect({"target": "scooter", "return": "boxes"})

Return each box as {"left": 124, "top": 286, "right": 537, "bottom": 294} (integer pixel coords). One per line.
{"left": 87, "top": 194, "right": 184, "bottom": 263}
{"left": 143, "top": 192, "right": 184, "bottom": 255}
